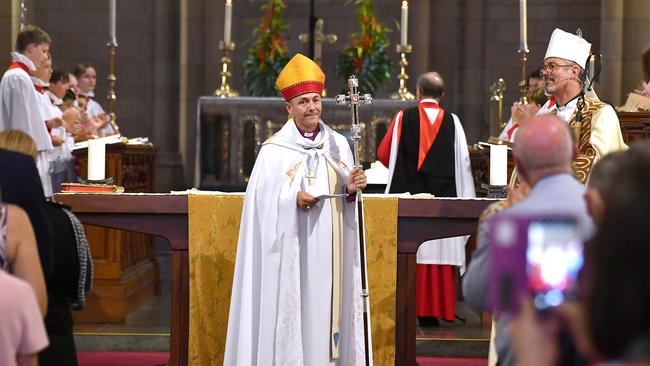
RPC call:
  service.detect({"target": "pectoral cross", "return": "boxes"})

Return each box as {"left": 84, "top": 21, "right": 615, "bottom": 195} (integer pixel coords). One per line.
{"left": 305, "top": 169, "right": 316, "bottom": 185}
{"left": 298, "top": 18, "right": 338, "bottom": 68}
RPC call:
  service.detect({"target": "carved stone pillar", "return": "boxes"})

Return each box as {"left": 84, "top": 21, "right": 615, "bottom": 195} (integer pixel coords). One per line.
{"left": 600, "top": 1, "right": 650, "bottom": 106}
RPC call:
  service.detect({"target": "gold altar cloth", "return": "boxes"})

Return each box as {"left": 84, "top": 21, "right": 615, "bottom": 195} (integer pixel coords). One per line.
{"left": 188, "top": 194, "right": 397, "bottom": 365}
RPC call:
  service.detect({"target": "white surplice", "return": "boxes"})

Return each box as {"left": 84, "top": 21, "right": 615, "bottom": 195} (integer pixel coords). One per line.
{"left": 0, "top": 52, "right": 53, "bottom": 196}
{"left": 224, "top": 119, "right": 370, "bottom": 366}
{"left": 384, "top": 100, "right": 476, "bottom": 272}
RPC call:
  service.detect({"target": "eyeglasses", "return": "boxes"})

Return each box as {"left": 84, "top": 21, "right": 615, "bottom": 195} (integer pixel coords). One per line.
{"left": 541, "top": 63, "right": 575, "bottom": 73}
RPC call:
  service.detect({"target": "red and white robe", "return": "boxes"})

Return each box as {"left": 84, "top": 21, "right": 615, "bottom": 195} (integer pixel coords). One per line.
{"left": 377, "top": 98, "right": 475, "bottom": 321}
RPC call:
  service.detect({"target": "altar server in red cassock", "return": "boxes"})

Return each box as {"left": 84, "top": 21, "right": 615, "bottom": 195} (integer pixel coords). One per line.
{"left": 0, "top": 25, "right": 54, "bottom": 196}
{"left": 377, "top": 72, "right": 475, "bottom": 323}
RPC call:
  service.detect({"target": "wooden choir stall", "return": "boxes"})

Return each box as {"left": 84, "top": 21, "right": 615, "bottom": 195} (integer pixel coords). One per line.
{"left": 72, "top": 142, "right": 159, "bottom": 323}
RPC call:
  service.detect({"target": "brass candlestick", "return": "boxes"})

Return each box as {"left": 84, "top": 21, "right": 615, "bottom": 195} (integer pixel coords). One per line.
{"left": 214, "top": 41, "right": 239, "bottom": 98}
{"left": 390, "top": 44, "right": 415, "bottom": 100}
{"left": 106, "top": 41, "right": 120, "bottom": 133}
{"left": 518, "top": 44, "right": 529, "bottom": 104}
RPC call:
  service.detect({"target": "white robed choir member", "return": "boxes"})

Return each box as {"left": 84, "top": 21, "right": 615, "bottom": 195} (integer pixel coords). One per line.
{"left": 224, "top": 54, "right": 370, "bottom": 366}
{"left": 0, "top": 51, "right": 53, "bottom": 196}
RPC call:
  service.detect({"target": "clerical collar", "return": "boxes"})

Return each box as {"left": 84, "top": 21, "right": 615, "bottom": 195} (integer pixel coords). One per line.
{"left": 80, "top": 90, "right": 95, "bottom": 98}
{"left": 419, "top": 98, "right": 440, "bottom": 105}
{"left": 295, "top": 123, "right": 320, "bottom": 141}
{"left": 555, "top": 94, "right": 581, "bottom": 111}
{"left": 10, "top": 52, "right": 36, "bottom": 71}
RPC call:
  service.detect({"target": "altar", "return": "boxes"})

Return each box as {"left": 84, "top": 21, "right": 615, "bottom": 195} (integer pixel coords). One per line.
{"left": 55, "top": 192, "right": 494, "bottom": 366}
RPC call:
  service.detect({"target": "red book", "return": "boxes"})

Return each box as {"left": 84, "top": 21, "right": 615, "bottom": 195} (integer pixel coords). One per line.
{"left": 60, "top": 183, "right": 124, "bottom": 193}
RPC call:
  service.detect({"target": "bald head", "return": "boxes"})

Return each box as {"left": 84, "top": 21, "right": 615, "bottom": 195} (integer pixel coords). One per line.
{"left": 513, "top": 114, "right": 574, "bottom": 183}
{"left": 62, "top": 108, "right": 82, "bottom": 134}
{"left": 416, "top": 72, "right": 445, "bottom": 99}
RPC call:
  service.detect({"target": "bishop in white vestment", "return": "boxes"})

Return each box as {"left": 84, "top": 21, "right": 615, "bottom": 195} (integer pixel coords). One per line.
{"left": 224, "top": 54, "right": 370, "bottom": 366}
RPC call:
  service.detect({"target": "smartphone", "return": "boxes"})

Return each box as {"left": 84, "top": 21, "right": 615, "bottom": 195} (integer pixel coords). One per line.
{"left": 488, "top": 214, "right": 583, "bottom": 314}
{"left": 526, "top": 218, "right": 583, "bottom": 310}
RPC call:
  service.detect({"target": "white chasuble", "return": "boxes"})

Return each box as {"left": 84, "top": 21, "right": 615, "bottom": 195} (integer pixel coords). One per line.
{"left": 224, "top": 119, "right": 370, "bottom": 366}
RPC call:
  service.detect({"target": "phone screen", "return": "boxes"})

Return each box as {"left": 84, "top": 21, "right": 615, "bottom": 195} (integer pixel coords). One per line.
{"left": 526, "top": 218, "right": 583, "bottom": 310}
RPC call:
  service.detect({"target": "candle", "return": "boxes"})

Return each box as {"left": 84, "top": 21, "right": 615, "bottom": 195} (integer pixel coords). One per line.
{"left": 88, "top": 139, "right": 106, "bottom": 181}
{"left": 519, "top": 0, "right": 527, "bottom": 48}
{"left": 489, "top": 144, "right": 508, "bottom": 186}
{"left": 400, "top": 1, "right": 408, "bottom": 46}
{"left": 224, "top": 0, "right": 232, "bottom": 45}
{"left": 109, "top": 0, "right": 116, "bottom": 44}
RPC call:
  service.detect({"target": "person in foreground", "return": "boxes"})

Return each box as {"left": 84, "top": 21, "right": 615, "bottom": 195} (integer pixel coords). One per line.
{"left": 463, "top": 114, "right": 595, "bottom": 366}
{"left": 224, "top": 53, "right": 369, "bottom": 366}
{"left": 511, "top": 141, "right": 650, "bottom": 365}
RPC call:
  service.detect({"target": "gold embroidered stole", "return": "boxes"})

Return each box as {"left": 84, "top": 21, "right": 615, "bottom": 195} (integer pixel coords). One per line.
{"left": 568, "top": 97, "right": 606, "bottom": 183}
{"left": 327, "top": 161, "right": 344, "bottom": 359}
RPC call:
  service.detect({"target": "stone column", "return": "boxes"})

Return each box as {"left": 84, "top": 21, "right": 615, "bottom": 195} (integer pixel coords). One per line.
{"left": 152, "top": 0, "right": 184, "bottom": 191}
{"left": 0, "top": 0, "right": 19, "bottom": 67}
{"left": 410, "top": 0, "right": 431, "bottom": 90}
{"left": 600, "top": 0, "right": 650, "bottom": 106}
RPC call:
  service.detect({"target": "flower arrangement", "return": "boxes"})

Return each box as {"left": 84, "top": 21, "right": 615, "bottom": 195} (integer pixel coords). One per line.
{"left": 337, "top": 0, "right": 391, "bottom": 95}
{"left": 243, "top": 0, "right": 290, "bottom": 97}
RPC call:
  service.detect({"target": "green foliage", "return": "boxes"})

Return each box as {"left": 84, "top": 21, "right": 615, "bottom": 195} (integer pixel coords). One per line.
{"left": 337, "top": 0, "right": 392, "bottom": 95}
{"left": 243, "top": 0, "right": 290, "bottom": 97}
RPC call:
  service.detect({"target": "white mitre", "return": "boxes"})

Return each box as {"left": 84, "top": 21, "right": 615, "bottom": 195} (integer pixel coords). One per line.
{"left": 544, "top": 28, "right": 591, "bottom": 68}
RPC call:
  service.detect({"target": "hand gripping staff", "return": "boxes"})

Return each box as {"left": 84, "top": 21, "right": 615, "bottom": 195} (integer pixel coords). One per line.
{"left": 336, "top": 75, "right": 373, "bottom": 366}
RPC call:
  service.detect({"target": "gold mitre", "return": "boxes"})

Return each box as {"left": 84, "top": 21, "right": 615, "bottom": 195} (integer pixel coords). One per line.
{"left": 275, "top": 53, "right": 325, "bottom": 101}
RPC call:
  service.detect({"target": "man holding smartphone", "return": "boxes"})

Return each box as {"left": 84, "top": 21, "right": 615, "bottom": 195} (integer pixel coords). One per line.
{"left": 463, "top": 114, "right": 595, "bottom": 366}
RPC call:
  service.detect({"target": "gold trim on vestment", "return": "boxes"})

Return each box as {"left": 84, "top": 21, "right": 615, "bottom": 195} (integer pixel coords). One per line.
{"left": 568, "top": 97, "right": 606, "bottom": 184}
{"left": 286, "top": 162, "right": 302, "bottom": 183}
{"left": 327, "top": 161, "right": 344, "bottom": 359}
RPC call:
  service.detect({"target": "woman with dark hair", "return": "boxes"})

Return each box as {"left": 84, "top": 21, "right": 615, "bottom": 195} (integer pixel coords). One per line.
{"left": 510, "top": 141, "right": 650, "bottom": 365}
{"left": 583, "top": 151, "right": 625, "bottom": 224}
{"left": 583, "top": 142, "right": 650, "bottom": 362}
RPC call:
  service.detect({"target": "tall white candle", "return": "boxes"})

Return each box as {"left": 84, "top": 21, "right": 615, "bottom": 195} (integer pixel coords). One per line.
{"left": 109, "top": 0, "right": 116, "bottom": 44}
{"left": 88, "top": 139, "right": 106, "bottom": 181}
{"left": 224, "top": 0, "right": 232, "bottom": 44}
{"left": 519, "top": 0, "right": 527, "bottom": 48}
{"left": 490, "top": 144, "right": 508, "bottom": 186}
{"left": 400, "top": 1, "right": 408, "bottom": 46}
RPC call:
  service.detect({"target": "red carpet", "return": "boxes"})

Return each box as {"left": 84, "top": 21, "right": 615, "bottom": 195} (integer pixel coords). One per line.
{"left": 416, "top": 357, "right": 487, "bottom": 366}
{"left": 77, "top": 351, "right": 169, "bottom": 366}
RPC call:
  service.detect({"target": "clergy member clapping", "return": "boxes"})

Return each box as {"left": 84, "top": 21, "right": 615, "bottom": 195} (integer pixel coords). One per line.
{"left": 224, "top": 54, "right": 370, "bottom": 366}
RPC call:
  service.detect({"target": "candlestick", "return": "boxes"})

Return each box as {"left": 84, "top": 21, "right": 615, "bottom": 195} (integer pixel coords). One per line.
{"left": 518, "top": 0, "right": 529, "bottom": 104}
{"left": 519, "top": 0, "right": 527, "bottom": 50}
{"left": 106, "top": 42, "right": 120, "bottom": 133}
{"left": 400, "top": 1, "right": 408, "bottom": 46}
{"left": 109, "top": 0, "right": 116, "bottom": 44}
{"left": 214, "top": 41, "right": 239, "bottom": 97}
{"left": 88, "top": 139, "right": 106, "bottom": 181}
{"left": 390, "top": 44, "right": 415, "bottom": 100}
{"left": 224, "top": 0, "right": 232, "bottom": 45}
{"left": 489, "top": 144, "right": 507, "bottom": 186}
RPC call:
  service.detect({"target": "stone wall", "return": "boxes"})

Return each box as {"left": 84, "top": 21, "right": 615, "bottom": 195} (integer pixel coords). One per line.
{"left": 3, "top": 0, "right": 624, "bottom": 189}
